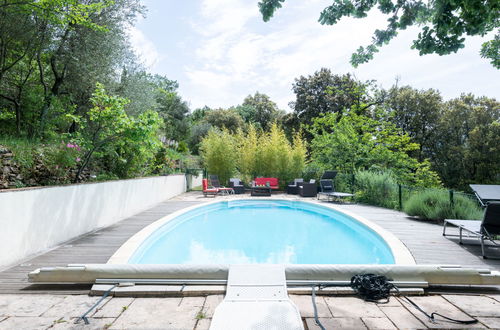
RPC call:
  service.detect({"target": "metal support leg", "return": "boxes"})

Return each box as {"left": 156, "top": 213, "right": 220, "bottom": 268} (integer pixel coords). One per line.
{"left": 442, "top": 222, "right": 447, "bottom": 236}
{"left": 459, "top": 227, "right": 463, "bottom": 244}
{"left": 481, "top": 236, "right": 488, "bottom": 259}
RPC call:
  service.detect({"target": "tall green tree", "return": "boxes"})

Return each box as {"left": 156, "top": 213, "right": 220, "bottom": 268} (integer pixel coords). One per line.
{"left": 204, "top": 108, "right": 245, "bottom": 133}
{"left": 71, "top": 83, "right": 161, "bottom": 181}
{"left": 289, "top": 68, "right": 380, "bottom": 138}
{"left": 156, "top": 90, "right": 190, "bottom": 142}
{"left": 432, "top": 94, "right": 500, "bottom": 189}
{"left": 385, "top": 86, "right": 442, "bottom": 161}
{"left": 238, "top": 92, "right": 284, "bottom": 130}
{"left": 309, "top": 112, "right": 441, "bottom": 187}
{"left": 258, "top": 0, "right": 500, "bottom": 68}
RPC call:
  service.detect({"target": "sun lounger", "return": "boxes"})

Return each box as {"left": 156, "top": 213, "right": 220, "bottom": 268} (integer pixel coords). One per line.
{"left": 443, "top": 202, "right": 500, "bottom": 258}
{"left": 470, "top": 184, "right": 500, "bottom": 206}
{"left": 317, "top": 179, "right": 353, "bottom": 202}
{"left": 209, "top": 175, "right": 234, "bottom": 195}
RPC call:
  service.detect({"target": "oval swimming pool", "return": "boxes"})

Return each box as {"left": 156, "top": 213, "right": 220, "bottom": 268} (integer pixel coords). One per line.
{"left": 126, "top": 200, "right": 398, "bottom": 264}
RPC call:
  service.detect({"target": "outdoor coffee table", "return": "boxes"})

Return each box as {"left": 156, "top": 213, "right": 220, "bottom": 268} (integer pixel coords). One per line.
{"left": 251, "top": 186, "right": 271, "bottom": 196}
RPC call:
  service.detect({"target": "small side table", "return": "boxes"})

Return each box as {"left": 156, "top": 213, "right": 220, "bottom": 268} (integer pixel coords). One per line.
{"left": 251, "top": 186, "right": 271, "bottom": 196}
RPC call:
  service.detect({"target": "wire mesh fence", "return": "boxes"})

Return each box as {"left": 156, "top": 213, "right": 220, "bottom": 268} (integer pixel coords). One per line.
{"left": 334, "top": 172, "right": 483, "bottom": 219}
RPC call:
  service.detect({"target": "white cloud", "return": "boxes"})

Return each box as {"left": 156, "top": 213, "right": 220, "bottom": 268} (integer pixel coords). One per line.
{"left": 127, "top": 26, "right": 161, "bottom": 69}
{"left": 177, "top": 1, "right": 499, "bottom": 110}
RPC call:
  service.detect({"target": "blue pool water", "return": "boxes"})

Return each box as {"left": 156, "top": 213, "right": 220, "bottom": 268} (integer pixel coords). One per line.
{"left": 129, "top": 200, "right": 395, "bottom": 264}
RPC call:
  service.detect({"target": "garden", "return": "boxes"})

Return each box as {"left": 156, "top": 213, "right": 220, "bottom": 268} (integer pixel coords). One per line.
{"left": 0, "top": 1, "right": 498, "bottom": 222}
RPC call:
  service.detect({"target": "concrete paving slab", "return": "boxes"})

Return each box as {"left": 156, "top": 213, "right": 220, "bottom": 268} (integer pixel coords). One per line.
{"left": 0, "top": 316, "right": 54, "bottom": 329}
{"left": 202, "top": 295, "right": 223, "bottom": 318}
{"left": 399, "top": 296, "right": 486, "bottom": 329}
{"left": 486, "top": 294, "right": 500, "bottom": 303}
{"left": 195, "top": 318, "right": 211, "bottom": 330}
{"left": 52, "top": 317, "right": 115, "bottom": 329}
{"left": 476, "top": 317, "right": 500, "bottom": 329}
{"left": 93, "top": 297, "right": 134, "bottom": 318}
{"left": 324, "top": 297, "right": 385, "bottom": 318}
{"left": 42, "top": 295, "right": 105, "bottom": 318}
{"left": 362, "top": 317, "right": 397, "bottom": 329}
{"left": 305, "top": 317, "right": 367, "bottom": 329}
{"left": 180, "top": 297, "right": 205, "bottom": 308}
{"left": 379, "top": 306, "right": 427, "bottom": 329}
{"left": 112, "top": 285, "right": 183, "bottom": 297}
{"left": 0, "top": 294, "right": 64, "bottom": 317}
{"left": 381, "top": 297, "right": 402, "bottom": 307}
{"left": 182, "top": 286, "right": 225, "bottom": 296}
{"left": 443, "top": 295, "right": 500, "bottom": 317}
{"left": 290, "top": 294, "right": 331, "bottom": 318}
{"left": 109, "top": 297, "right": 200, "bottom": 330}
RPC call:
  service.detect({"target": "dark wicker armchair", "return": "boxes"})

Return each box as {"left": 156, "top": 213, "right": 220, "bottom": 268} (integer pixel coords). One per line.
{"left": 286, "top": 179, "right": 304, "bottom": 194}
{"left": 299, "top": 180, "right": 317, "bottom": 197}
{"left": 229, "top": 178, "right": 245, "bottom": 194}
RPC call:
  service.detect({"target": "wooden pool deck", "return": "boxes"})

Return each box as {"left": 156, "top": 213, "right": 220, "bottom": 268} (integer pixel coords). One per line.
{"left": 0, "top": 192, "right": 499, "bottom": 295}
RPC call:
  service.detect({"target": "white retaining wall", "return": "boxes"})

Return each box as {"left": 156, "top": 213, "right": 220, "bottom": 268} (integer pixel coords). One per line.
{"left": 0, "top": 174, "right": 192, "bottom": 268}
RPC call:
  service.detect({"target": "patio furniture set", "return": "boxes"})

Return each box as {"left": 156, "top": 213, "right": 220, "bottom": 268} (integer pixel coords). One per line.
{"left": 202, "top": 171, "right": 354, "bottom": 202}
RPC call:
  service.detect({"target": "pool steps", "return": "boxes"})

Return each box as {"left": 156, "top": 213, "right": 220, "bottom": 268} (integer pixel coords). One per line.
{"left": 209, "top": 264, "right": 303, "bottom": 330}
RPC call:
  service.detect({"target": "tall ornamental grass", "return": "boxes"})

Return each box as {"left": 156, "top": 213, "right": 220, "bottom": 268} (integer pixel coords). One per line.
{"left": 200, "top": 123, "right": 307, "bottom": 187}
{"left": 199, "top": 129, "right": 238, "bottom": 185}
{"left": 403, "top": 189, "right": 483, "bottom": 220}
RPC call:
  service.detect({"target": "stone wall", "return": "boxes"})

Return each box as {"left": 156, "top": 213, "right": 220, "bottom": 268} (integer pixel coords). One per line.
{"left": 0, "top": 146, "right": 23, "bottom": 189}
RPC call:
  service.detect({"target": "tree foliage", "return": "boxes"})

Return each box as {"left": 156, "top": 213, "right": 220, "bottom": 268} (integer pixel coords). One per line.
{"left": 309, "top": 112, "right": 441, "bottom": 187}
{"left": 200, "top": 123, "right": 307, "bottom": 187}
{"left": 432, "top": 94, "right": 500, "bottom": 189}
{"left": 239, "top": 92, "right": 284, "bottom": 130}
{"left": 258, "top": 0, "right": 500, "bottom": 68}
{"left": 289, "top": 68, "right": 379, "bottom": 132}
{"left": 385, "top": 86, "right": 442, "bottom": 161}
{"left": 71, "top": 83, "right": 162, "bottom": 181}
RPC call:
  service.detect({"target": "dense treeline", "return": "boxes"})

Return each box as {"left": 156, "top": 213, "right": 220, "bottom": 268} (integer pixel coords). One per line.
{"left": 0, "top": 0, "right": 193, "bottom": 184}
{"left": 199, "top": 69, "right": 499, "bottom": 191}
{"left": 0, "top": 2, "right": 498, "bottom": 191}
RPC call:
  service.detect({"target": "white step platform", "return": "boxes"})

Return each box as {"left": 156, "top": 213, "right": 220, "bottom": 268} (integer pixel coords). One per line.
{"left": 210, "top": 264, "right": 304, "bottom": 330}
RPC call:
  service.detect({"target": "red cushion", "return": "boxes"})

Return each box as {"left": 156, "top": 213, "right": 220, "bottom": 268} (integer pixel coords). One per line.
{"left": 254, "top": 177, "right": 279, "bottom": 188}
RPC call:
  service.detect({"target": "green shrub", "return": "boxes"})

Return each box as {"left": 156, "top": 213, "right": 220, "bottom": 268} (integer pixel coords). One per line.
{"left": 302, "top": 163, "right": 323, "bottom": 182}
{"left": 0, "top": 136, "right": 36, "bottom": 169}
{"left": 353, "top": 170, "right": 398, "bottom": 209}
{"left": 403, "top": 189, "right": 483, "bottom": 220}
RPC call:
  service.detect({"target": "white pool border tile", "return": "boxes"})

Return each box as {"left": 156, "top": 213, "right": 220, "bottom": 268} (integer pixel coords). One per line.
{"left": 107, "top": 197, "right": 416, "bottom": 265}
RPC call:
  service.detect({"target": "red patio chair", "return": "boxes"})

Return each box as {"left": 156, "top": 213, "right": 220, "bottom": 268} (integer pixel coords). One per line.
{"left": 202, "top": 179, "right": 219, "bottom": 197}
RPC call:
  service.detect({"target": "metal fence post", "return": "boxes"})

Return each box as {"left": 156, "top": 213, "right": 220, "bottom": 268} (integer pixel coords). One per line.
{"left": 398, "top": 184, "right": 402, "bottom": 210}
{"left": 449, "top": 189, "right": 454, "bottom": 208}
{"left": 351, "top": 173, "right": 355, "bottom": 194}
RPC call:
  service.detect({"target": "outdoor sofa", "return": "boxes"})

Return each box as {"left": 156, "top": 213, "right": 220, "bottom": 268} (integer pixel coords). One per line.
{"left": 253, "top": 177, "right": 279, "bottom": 190}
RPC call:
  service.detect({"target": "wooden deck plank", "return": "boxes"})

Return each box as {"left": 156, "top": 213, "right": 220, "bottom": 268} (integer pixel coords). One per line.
{"left": 0, "top": 200, "right": 200, "bottom": 294}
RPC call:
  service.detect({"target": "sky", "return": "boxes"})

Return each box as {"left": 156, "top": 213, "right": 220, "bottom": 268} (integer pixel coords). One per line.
{"left": 129, "top": 0, "right": 500, "bottom": 111}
